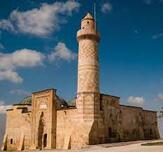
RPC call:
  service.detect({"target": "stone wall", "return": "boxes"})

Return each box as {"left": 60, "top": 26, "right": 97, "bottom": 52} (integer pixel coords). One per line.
{"left": 1, "top": 105, "right": 31, "bottom": 151}
{"left": 56, "top": 108, "right": 78, "bottom": 149}
{"left": 77, "top": 14, "right": 100, "bottom": 94}
{"left": 31, "top": 89, "right": 56, "bottom": 150}
{"left": 120, "top": 105, "right": 144, "bottom": 141}
{"left": 99, "top": 95, "right": 160, "bottom": 143}
{"left": 100, "top": 94, "right": 121, "bottom": 142}
{"left": 1, "top": 92, "right": 160, "bottom": 151}
{"left": 143, "top": 110, "right": 160, "bottom": 139}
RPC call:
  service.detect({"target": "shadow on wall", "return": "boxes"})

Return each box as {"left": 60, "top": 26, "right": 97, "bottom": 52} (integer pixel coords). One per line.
{"left": 0, "top": 114, "right": 162, "bottom": 147}
{"left": 0, "top": 114, "right": 6, "bottom": 147}
{"left": 158, "top": 118, "right": 163, "bottom": 138}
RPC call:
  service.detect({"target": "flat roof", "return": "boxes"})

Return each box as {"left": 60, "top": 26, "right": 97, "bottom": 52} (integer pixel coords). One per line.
{"left": 32, "top": 88, "right": 56, "bottom": 94}
{"left": 120, "top": 104, "right": 157, "bottom": 113}
{"left": 101, "top": 93, "right": 120, "bottom": 99}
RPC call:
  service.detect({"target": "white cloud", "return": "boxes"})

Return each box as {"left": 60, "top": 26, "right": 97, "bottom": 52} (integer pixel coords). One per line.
{"left": 0, "top": 49, "right": 45, "bottom": 70}
{"left": 101, "top": 2, "right": 112, "bottom": 14}
{"left": 158, "top": 93, "right": 163, "bottom": 100}
{"left": 48, "top": 42, "right": 76, "bottom": 62}
{"left": 154, "top": 93, "right": 163, "bottom": 102}
{"left": 0, "top": 43, "right": 4, "bottom": 49}
{"left": 152, "top": 33, "right": 163, "bottom": 39}
{"left": 0, "top": 42, "right": 76, "bottom": 83}
{"left": 0, "top": 1, "right": 80, "bottom": 37}
{"left": 0, "top": 20, "right": 15, "bottom": 32}
{"left": 0, "top": 49, "right": 45, "bottom": 83}
{"left": 10, "top": 89, "right": 30, "bottom": 96}
{"left": 0, "top": 101, "right": 12, "bottom": 114}
{"left": 155, "top": 93, "right": 163, "bottom": 102}
{"left": 0, "top": 70, "right": 23, "bottom": 83}
{"left": 127, "top": 96, "right": 145, "bottom": 107}
{"left": 143, "top": 0, "right": 163, "bottom": 5}
{"left": 143, "top": 0, "right": 152, "bottom": 5}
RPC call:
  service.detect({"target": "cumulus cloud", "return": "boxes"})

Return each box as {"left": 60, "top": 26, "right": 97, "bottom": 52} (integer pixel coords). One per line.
{"left": 0, "top": 43, "right": 4, "bottom": 49}
{"left": 0, "top": 42, "right": 76, "bottom": 83}
{"left": 0, "top": 49, "right": 45, "bottom": 83}
{"left": 143, "top": 0, "right": 152, "bottom": 5}
{"left": 0, "top": 1, "right": 80, "bottom": 37}
{"left": 0, "top": 49, "right": 45, "bottom": 71}
{"left": 48, "top": 42, "right": 76, "bottom": 62}
{"left": 158, "top": 93, "right": 163, "bottom": 100}
{"left": 0, "top": 101, "right": 12, "bottom": 114}
{"left": 127, "top": 96, "right": 145, "bottom": 107}
{"left": 0, "top": 20, "right": 15, "bottom": 32}
{"left": 101, "top": 2, "right": 112, "bottom": 14}
{"left": 0, "top": 70, "right": 23, "bottom": 83}
{"left": 155, "top": 93, "right": 163, "bottom": 102}
{"left": 10, "top": 89, "right": 30, "bottom": 96}
{"left": 143, "top": 0, "right": 163, "bottom": 5}
{"left": 152, "top": 33, "right": 163, "bottom": 39}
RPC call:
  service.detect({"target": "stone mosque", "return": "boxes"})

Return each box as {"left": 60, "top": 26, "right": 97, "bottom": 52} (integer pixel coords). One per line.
{"left": 1, "top": 13, "right": 160, "bottom": 151}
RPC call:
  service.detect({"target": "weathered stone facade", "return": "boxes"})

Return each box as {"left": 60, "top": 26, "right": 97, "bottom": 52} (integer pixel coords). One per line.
{"left": 1, "top": 13, "right": 160, "bottom": 151}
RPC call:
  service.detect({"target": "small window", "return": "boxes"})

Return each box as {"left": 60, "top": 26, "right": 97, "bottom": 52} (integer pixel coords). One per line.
{"left": 100, "top": 95, "right": 103, "bottom": 111}
{"left": 10, "top": 139, "right": 13, "bottom": 144}
{"left": 87, "top": 21, "right": 89, "bottom": 24}
{"left": 82, "top": 27, "right": 84, "bottom": 29}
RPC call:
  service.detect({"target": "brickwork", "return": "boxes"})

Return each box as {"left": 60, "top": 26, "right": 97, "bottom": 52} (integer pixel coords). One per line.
{"left": 31, "top": 89, "right": 56, "bottom": 150}
{"left": 1, "top": 105, "right": 31, "bottom": 151}
{"left": 77, "top": 13, "right": 99, "bottom": 94}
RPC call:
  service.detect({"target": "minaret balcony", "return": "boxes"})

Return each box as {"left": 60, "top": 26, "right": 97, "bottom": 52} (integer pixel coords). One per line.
{"left": 77, "top": 29, "right": 100, "bottom": 42}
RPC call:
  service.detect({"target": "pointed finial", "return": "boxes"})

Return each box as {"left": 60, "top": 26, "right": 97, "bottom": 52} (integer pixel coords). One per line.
{"left": 94, "top": 3, "right": 97, "bottom": 30}
{"left": 83, "top": 12, "right": 94, "bottom": 20}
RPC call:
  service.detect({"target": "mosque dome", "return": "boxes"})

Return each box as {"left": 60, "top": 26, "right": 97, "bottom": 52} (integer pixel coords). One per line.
{"left": 19, "top": 96, "right": 32, "bottom": 105}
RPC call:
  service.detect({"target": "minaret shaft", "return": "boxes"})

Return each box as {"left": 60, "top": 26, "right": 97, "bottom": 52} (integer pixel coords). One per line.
{"left": 77, "top": 13, "right": 100, "bottom": 94}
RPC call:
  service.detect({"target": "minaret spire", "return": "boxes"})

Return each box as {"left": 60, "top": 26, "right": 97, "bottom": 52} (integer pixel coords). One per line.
{"left": 94, "top": 3, "right": 97, "bottom": 31}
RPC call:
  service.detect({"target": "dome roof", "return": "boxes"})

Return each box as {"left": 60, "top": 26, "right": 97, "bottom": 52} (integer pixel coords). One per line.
{"left": 19, "top": 95, "right": 68, "bottom": 109}
{"left": 56, "top": 95, "right": 68, "bottom": 109}
{"left": 20, "top": 96, "right": 32, "bottom": 105}
{"left": 68, "top": 98, "right": 76, "bottom": 106}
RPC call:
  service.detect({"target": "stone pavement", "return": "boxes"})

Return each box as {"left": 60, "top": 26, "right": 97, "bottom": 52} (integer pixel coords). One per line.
{"left": 22, "top": 140, "right": 163, "bottom": 152}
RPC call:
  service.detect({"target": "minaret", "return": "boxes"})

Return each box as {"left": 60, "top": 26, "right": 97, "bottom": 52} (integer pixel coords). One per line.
{"left": 76, "top": 13, "right": 100, "bottom": 121}
{"left": 77, "top": 12, "right": 100, "bottom": 94}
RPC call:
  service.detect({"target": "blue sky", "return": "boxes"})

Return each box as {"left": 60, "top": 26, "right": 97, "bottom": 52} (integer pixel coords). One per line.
{"left": 0, "top": 0, "right": 163, "bottom": 113}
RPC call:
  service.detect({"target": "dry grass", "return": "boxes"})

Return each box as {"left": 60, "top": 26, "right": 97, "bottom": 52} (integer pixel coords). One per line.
{"left": 141, "top": 142, "right": 163, "bottom": 146}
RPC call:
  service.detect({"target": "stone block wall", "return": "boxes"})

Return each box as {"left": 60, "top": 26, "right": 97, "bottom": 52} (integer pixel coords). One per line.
{"left": 1, "top": 92, "right": 160, "bottom": 151}
{"left": 119, "top": 105, "right": 144, "bottom": 141}
{"left": 1, "top": 105, "right": 31, "bottom": 151}
{"left": 31, "top": 89, "right": 56, "bottom": 150}
{"left": 56, "top": 108, "right": 93, "bottom": 149}
{"left": 100, "top": 94, "right": 121, "bottom": 143}
{"left": 143, "top": 110, "right": 160, "bottom": 139}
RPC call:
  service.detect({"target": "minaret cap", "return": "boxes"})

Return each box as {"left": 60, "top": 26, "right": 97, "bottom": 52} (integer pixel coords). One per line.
{"left": 83, "top": 12, "right": 94, "bottom": 20}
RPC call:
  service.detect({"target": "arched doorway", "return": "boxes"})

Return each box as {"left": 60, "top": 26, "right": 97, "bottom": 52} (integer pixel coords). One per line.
{"left": 38, "top": 112, "right": 44, "bottom": 149}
